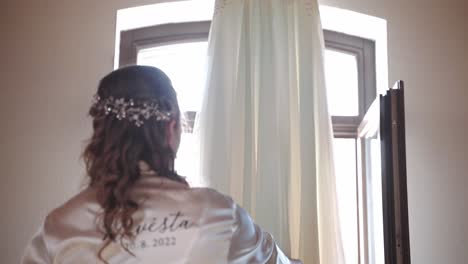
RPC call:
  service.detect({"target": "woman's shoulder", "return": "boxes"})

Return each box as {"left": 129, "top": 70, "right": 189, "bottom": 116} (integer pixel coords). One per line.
{"left": 43, "top": 187, "right": 98, "bottom": 232}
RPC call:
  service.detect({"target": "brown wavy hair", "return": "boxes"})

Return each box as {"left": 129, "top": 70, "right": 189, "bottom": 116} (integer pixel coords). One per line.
{"left": 82, "top": 66, "right": 186, "bottom": 262}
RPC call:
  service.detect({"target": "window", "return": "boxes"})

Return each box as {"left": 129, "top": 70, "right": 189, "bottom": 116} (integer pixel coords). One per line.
{"left": 120, "top": 21, "right": 377, "bottom": 263}
{"left": 324, "top": 30, "right": 376, "bottom": 264}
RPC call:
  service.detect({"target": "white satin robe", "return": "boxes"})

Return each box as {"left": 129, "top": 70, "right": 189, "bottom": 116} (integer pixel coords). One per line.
{"left": 21, "top": 173, "right": 293, "bottom": 264}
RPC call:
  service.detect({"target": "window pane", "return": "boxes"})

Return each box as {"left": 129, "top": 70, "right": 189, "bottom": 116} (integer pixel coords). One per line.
{"left": 325, "top": 49, "right": 359, "bottom": 116}
{"left": 137, "top": 41, "right": 208, "bottom": 186}
{"left": 138, "top": 41, "right": 208, "bottom": 112}
{"left": 334, "top": 138, "right": 358, "bottom": 264}
{"left": 368, "top": 138, "right": 384, "bottom": 264}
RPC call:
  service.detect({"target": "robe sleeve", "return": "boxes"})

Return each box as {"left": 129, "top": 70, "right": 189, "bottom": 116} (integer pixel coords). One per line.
{"left": 21, "top": 226, "right": 51, "bottom": 264}
{"left": 227, "top": 204, "right": 294, "bottom": 264}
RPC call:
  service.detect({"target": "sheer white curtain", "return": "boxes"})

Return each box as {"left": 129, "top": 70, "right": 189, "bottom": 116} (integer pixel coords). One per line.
{"left": 196, "top": 0, "right": 344, "bottom": 263}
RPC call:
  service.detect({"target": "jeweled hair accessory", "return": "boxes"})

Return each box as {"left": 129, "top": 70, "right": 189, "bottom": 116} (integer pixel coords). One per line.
{"left": 91, "top": 95, "right": 172, "bottom": 127}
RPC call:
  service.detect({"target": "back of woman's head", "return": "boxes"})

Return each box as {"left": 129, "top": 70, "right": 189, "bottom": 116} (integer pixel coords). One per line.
{"left": 82, "top": 65, "right": 184, "bottom": 260}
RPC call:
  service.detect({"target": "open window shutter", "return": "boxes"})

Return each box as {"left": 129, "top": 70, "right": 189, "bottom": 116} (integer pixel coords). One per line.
{"left": 380, "top": 81, "right": 411, "bottom": 264}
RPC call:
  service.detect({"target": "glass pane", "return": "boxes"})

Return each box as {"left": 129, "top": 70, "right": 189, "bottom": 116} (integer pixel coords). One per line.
{"left": 334, "top": 138, "right": 358, "bottom": 264}
{"left": 138, "top": 41, "right": 208, "bottom": 112}
{"left": 137, "top": 41, "right": 208, "bottom": 186}
{"left": 368, "top": 138, "right": 384, "bottom": 264}
{"left": 325, "top": 49, "right": 359, "bottom": 116}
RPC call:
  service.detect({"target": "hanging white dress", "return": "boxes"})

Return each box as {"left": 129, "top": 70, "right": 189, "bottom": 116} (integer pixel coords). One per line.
{"left": 197, "top": 0, "right": 345, "bottom": 263}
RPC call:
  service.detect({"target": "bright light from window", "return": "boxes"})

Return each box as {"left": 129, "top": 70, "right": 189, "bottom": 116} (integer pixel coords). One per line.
{"left": 369, "top": 138, "right": 384, "bottom": 264}
{"left": 138, "top": 42, "right": 208, "bottom": 112}
{"left": 334, "top": 138, "right": 359, "bottom": 264}
{"left": 325, "top": 49, "right": 359, "bottom": 116}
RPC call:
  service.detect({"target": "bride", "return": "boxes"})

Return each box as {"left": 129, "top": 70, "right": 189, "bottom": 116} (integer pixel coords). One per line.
{"left": 22, "top": 66, "right": 302, "bottom": 264}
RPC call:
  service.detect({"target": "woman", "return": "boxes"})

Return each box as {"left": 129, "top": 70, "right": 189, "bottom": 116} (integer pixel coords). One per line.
{"left": 22, "top": 66, "right": 301, "bottom": 264}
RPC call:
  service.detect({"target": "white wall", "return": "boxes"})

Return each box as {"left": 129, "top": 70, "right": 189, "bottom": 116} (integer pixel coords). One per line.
{"left": 1, "top": 0, "right": 467, "bottom": 263}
